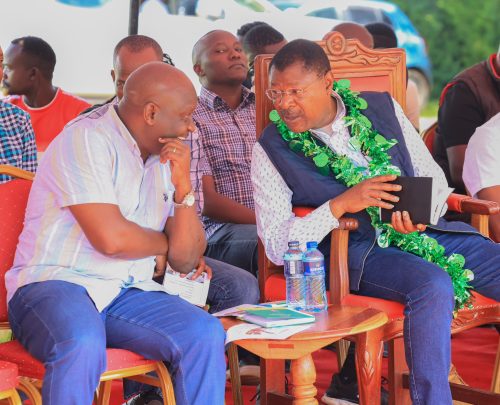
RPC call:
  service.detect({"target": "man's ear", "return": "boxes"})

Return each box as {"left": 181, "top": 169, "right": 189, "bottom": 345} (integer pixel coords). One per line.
{"left": 111, "top": 69, "right": 115, "bottom": 83}
{"left": 144, "top": 102, "right": 158, "bottom": 126}
{"left": 193, "top": 63, "right": 204, "bottom": 78}
{"left": 29, "top": 67, "right": 38, "bottom": 81}
{"left": 324, "top": 70, "right": 334, "bottom": 94}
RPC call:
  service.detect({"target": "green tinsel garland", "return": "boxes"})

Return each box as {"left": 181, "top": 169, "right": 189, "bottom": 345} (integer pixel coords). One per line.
{"left": 270, "top": 79, "right": 474, "bottom": 310}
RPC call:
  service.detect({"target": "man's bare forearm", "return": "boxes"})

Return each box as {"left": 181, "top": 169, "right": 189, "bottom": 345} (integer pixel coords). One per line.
{"left": 165, "top": 204, "right": 207, "bottom": 274}
{"left": 69, "top": 203, "right": 168, "bottom": 259}
{"left": 203, "top": 192, "right": 256, "bottom": 224}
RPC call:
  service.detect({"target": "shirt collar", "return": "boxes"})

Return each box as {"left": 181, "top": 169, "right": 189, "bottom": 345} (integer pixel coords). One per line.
{"left": 311, "top": 92, "right": 346, "bottom": 138}
{"left": 110, "top": 104, "right": 142, "bottom": 158}
{"left": 199, "top": 86, "right": 255, "bottom": 112}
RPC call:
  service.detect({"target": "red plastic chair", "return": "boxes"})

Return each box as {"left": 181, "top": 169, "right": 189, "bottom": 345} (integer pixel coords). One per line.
{"left": 0, "top": 361, "right": 22, "bottom": 404}
{"left": 0, "top": 169, "right": 176, "bottom": 404}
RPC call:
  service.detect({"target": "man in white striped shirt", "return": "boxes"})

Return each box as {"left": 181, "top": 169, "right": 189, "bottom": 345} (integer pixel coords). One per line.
{"left": 6, "top": 62, "right": 226, "bottom": 405}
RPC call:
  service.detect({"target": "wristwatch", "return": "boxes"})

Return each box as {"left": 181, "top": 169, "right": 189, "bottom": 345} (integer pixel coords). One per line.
{"left": 173, "top": 189, "right": 195, "bottom": 208}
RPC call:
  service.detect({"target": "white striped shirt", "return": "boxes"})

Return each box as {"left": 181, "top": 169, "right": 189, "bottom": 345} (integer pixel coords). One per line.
{"left": 6, "top": 104, "right": 177, "bottom": 311}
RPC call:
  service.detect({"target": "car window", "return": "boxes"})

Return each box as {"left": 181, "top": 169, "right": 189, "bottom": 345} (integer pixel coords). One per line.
{"left": 307, "top": 7, "right": 338, "bottom": 19}
{"left": 346, "top": 6, "right": 378, "bottom": 24}
{"left": 381, "top": 12, "right": 394, "bottom": 27}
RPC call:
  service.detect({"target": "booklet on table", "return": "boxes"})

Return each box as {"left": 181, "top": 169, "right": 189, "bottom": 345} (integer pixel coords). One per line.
{"left": 213, "top": 303, "right": 316, "bottom": 328}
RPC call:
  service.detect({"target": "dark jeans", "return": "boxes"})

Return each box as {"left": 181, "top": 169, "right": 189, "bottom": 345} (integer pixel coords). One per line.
{"left": 356, "top": 230, "right": 500, "bottom": 404}
{"left": 9, "top": 281, "right": 226, "bottom": 405}
{"left": 205, "top": 223, "right": 259, "bottom": 277}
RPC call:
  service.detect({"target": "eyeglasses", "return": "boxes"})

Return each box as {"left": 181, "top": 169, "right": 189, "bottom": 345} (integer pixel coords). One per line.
{"left": 265, "top": 76, "right": 324, "bottom": 103}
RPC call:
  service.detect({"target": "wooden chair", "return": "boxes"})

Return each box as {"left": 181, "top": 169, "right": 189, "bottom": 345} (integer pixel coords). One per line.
{"left": 420, "top": 122, "right": 494, "bottom": 238}
{"left": 421, "top": 121, "right": 438, "bottom": 154}
{"left": 254, "top": 33, "right": 500, "bottom": 404}
{"left": 0, "top": 166, "right": 176, "bottom": 405}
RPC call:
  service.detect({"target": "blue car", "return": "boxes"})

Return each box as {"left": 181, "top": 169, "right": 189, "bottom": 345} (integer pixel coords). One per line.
{"left": 271, "top": 0, "right": 433, "bottom": 105}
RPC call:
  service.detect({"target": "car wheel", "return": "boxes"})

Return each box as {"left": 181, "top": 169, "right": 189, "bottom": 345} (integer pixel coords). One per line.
{"left": 408, "top": 69, "right": 431, "bottom": 108}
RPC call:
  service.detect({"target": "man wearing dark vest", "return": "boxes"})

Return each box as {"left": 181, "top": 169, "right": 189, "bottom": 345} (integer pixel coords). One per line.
{"left": 252, "top": 40, "right": 500, "bottom": 405}
{"left": 435, "top": 48, "right": 500, "bottom": 194}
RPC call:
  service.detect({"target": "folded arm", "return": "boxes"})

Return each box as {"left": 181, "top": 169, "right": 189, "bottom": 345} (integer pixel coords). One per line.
{"left": 69, "top": 203, "right": 168, "bottom": 259}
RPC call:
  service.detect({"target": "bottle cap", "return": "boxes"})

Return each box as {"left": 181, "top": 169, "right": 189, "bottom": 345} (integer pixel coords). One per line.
{"left": 288, "top": 240, "right": 300, "bottom": 247}
{"left": 306, "top": 241, "right": 318, "bottom": 249}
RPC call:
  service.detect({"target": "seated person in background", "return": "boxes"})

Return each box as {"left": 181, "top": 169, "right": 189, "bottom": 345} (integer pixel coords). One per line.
{"left": 236, "top": 21, "right": 269, "bottom": 43}
{"left": 2, "top": 36, "right": 90, "bottom": 151}
{"left": 365, "top": 22, "right": 421, "bottom": 130}
{"left": 463, "top": 113, "right": 500, "bottom": 241}
{"left": 192, "top": 30, "right": 258, "bottom": 276}
{"left": 242, "top": 24, "right": 287, "bottom": 87}
{"left": 327, "top": 22, "right": 374, "bottom": 49}
{"left": 237, "top": 21, "right": 271, "bottom": 88}
{"left": 6, "top": 62, "right": 226, "bottom": 405}
{"left": 252, "top": 39, "right": 500, "bottom": 405}
{"left": 435, "top": 48, "right": 500, "bottom": 194}
{"left": 0, "top": 45, "right": 37, "bottom": 183}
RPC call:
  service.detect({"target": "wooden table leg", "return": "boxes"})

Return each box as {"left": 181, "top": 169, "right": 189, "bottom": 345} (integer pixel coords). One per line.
{"left": 261, "top": 359, "right": 286, "bottom": 405}
{"left": 355, "top": 329, "right": 383, "bottom": 405}
{"left": 290, "top": 353, "right": 317, "bottom": 405}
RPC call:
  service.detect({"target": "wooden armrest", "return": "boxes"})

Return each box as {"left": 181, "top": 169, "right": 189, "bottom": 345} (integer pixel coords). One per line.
{"left": 337, "top": 217, "right": 359, "bottom": 231}
{"left": 330, "top": 217, "right": 358, "bottom": 305}
{"left": 447, "top": 193, "right": 500, "bottom": 215}
{"left": 0, "top": 165, "right": 35, "bottom": 180}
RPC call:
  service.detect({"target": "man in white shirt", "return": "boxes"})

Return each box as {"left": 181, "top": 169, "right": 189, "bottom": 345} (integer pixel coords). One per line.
{"left": 463, "top": 112, "right": 500, "bottom": 241}
{"left": 6, "top": 62, "right": 226, "bottom": 405}
{"left": 252, "top": 40, "right": 500, "bottom": 405}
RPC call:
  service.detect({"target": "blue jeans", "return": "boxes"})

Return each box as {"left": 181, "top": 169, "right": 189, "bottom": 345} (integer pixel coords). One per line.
{"left": 8, "top": 281, "right": 226, "bottom": 405}
{"left": 123, "top": 256, "right": 260, "bottom": 400}
{"left": 357, "top": 230, "right": 500, "bottom": 404}
{"left": 206, "top": 224, "right": 259, "bottom": 276}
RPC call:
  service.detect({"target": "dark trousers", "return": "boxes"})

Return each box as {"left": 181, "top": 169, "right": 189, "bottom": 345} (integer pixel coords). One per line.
{"left": 205, "top": 223, "right": 259, "bottom": 276}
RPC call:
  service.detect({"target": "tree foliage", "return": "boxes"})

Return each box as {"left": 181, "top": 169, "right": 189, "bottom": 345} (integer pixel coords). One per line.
{"left": 391, "top": 0, "right": 499, "bottom": 98}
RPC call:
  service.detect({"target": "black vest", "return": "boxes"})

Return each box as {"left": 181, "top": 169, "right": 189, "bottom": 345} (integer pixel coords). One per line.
{"left": 259, "top": 92, "right": 476, "bottom": 290}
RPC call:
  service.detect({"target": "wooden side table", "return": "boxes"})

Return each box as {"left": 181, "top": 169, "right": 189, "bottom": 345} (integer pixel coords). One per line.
{"left": 223, "top": 305, "right": 388, "bottom": 405}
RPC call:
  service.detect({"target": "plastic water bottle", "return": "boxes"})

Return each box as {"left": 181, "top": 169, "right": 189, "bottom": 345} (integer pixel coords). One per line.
{"left": 303, "top": 241, "right": 327, "bottom": 312}
{"left": 283, "top": 241, "right": 306, "bottom": 310}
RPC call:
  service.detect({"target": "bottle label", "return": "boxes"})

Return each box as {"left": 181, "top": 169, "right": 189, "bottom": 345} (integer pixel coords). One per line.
{"left": 284, "top": 259, "right": 302, "bottom": 275}
{"left": 303, "top": 260, "right": 324, "bottom": 275}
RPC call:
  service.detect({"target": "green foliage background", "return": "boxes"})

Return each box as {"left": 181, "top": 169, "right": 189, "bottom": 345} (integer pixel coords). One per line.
{"left": 391, "top": 0, "right": 499, "bottom": 98}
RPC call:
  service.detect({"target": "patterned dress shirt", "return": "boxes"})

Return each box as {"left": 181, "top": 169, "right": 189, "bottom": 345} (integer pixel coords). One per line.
{"left": 184, "top": 128, "right": 212, "bottom": 216}
{"left": 193, "top": 86, "right": 256, "bottom": 238}
{"left": 252, "top": 94, "right": 452, "bottom": 265}
{"left": 0, "top": 100, "right": 37, "bottom": 183}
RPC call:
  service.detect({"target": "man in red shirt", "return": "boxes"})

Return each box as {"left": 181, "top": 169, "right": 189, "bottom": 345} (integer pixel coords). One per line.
{"left": 2, "top": 36, "right": 90, "bottom": 151}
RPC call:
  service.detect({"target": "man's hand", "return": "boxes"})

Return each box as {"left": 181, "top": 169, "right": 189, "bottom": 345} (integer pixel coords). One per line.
{"left": 154, "top": 254, "right": 167, "bottom": 278}
{"left": 180, "top": 256, "right": 213, "bottom": 280}
{"left": 391, "top": 211, "right": 426, "bottom": 234}
{"left": 159, "top": 138, "right": 191, "bottom": 197}
{"left": 329, "top": 175, "right": 402, "bottom": 218}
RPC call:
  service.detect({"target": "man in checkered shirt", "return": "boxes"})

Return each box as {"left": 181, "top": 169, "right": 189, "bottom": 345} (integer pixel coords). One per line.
{"left": 192, "top": 30, "right": 258, "bottom": 276}
{"left": 1, "top": 44, "right": 37, "bottom": 182}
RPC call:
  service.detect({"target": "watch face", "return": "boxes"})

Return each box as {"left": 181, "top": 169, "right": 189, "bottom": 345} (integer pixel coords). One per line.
{"left": 184, "top": 193, "right": 195, "bottom": 206}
